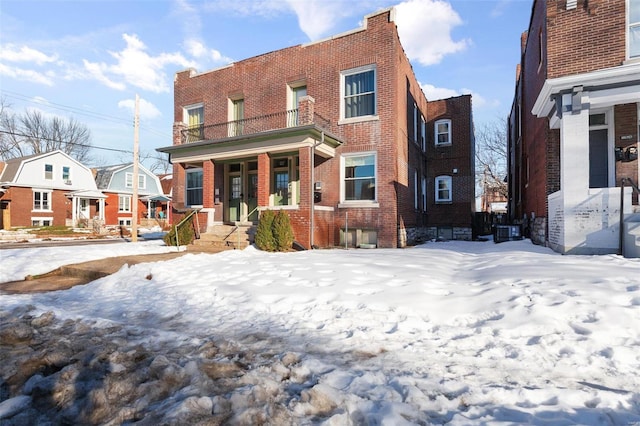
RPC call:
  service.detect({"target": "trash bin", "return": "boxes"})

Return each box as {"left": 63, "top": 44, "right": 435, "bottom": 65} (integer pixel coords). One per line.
{"left": 494, "top": 225, "right": 523, "bottom": 243}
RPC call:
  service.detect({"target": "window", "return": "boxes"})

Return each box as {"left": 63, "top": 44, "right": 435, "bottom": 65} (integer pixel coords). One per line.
{"left": 630, "top": 0, "right": 640, "bottom": 58}
{"left": 288, "top": 84, "right": 307, "bottom": 126}
{"left": 186, "top": 169, "right": 203, "bottom": 206}
{"left": 44, "top": 164, "right": 53, "bottom": 180}
{"left": 435, "top": 176, "right": 452, "bottom": 203}
{"left": 435, "top": 119, "right": 452, "bottom": 146}
{"left": 33, "top": 190, "right": 51, "bottom": 210}
{"left": 422, "top": 176, "right": 427, "bottom": 210}
{"left": 229, "top": 98, "right": 244, "bottom": 136}
{"left": 343, "top": 153, "right": 376, "bottom": 202}
{"left": 414, "top": 170, "right": 418, "bottom": 209}
{"left": 62, "top": 166, "right": 70, "bottom": 182}
{"left": 272, "top": 156, "right": 299, "bottom": 206}
{"left": 118, "top": 218, "right": 132, "bottom": 226}
{"left": 118, "top": 195, "right": 131, "bottom": 212}
{"left": 31, "top": 218, "right": 52, "bottom": 227}
{"left": 125, "top": 173, "right": 147, "bottom": 189}
{"left": 185, "top": 105, "right": 204, "bottom": 142}
{"left": 341, "top": 65, "right": 376, "bottom": 120}
{"left": 421, "top": 115, "right": 426, "bottom": 151}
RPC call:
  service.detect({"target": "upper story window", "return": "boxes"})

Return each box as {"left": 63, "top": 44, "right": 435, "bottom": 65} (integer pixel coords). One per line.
{"left": 185, "top": 105, "right": 204, "bottom": 142}
{"left": 421, "top": 115, "right": 426, "bottom": 151}
{"left": 44, "top": 164, "right": 53, "bottom": 180}
{"left": 288, "top": 84, "right": 307, "bottom": 127}
{"left": 630, "top": 0, "right": 640, "bottom": 58}
{"left": 435, "top": 119, "right": 452, "bottom": 146}
{"left": 62, "top": 166, "right": 70, "bottom": 182}
{"left": 342, "top": 152, "right": 376, "bottom": 203}
{"left": 186, "top": 168, "right": 203, "bottom": 207}
{"left": 435, "top": 175, "right": 452, "bottom": 203}
{"left": 228, "top": 98, "right": 244, "bottom": 136}
{"left": 341, "top": 65, "right": 376, "bottom": 121}
{"left": 125, "top": 173, "right": 146, "bottom": 190}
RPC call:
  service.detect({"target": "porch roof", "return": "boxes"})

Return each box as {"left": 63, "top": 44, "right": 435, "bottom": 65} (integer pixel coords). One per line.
{"left": 532, "top": 62, "right": 640, "bottom": 118}
{"left": 157, "top": 124, "right": 343, "bottom": 164}
{"left": 65, "top": 189, "right": 107, "bottom": 199}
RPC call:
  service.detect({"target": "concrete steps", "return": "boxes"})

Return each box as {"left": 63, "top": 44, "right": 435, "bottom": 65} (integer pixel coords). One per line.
{"left": 192, "top": 224, "right": 255, "bottom": 250}
{"left": 623, "top": 213, "right": 640, "bottom": 258}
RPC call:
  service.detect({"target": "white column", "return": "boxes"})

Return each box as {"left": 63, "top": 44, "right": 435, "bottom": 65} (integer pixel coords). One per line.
{"left": 560, "top": 91, "right": 590, "bottom": 199}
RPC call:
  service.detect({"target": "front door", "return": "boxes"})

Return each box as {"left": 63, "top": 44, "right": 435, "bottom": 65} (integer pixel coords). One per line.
{"left": 80, "top": 198, "right": 90, "bottom": 219}
{"left": 589, "top": 129, "right": 609, "bottom": 188}
{"left": 229, "top": 172, "right": 242, "bottom": 222}
{"left": 248, "top": 172, "right": 258, "bottom": 222}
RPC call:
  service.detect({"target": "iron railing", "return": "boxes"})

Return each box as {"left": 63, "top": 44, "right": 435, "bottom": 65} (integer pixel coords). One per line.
{"left": 181, "top": 109, "right": 334, "bottom": 144}
{"left": 619, "top": 177, "right": 640, "bottom": 256}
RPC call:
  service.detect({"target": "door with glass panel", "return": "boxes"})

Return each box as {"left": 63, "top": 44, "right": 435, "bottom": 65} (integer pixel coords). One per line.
{"left": 248, "top": 161, "right": 259, "bottom": 222}
{"left": 273, "top": 158, "right": 290, "bottom": 206}
{"left": 228, "top": 164, "right": 242, "bottom": 222}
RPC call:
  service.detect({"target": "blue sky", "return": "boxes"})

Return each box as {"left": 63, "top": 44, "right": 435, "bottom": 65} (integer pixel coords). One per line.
{"left": 0, "top": 0, "right": 532, "bottom": 168}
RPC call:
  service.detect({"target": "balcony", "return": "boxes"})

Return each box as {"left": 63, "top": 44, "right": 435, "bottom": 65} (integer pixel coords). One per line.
{"left": 180, "top": 109, "right": 334, "bottom": 145}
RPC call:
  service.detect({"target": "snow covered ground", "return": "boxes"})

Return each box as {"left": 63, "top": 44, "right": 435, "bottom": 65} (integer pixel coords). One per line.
{"left": 1, "top": 238, "right": 639, "bottom": 424}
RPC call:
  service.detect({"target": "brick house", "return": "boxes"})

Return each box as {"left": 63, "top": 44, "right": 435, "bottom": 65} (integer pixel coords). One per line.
{"left": 93, "top": 164, "right": 170, "bottom": 227}
{"left": 0, "top": 150, "right": 106, "bottom": 229}
{"left": 158, "top": 8, "right": 475, "bottom": 249}
{"left": 508, "top": 0, "right": 640, "bottom": 256}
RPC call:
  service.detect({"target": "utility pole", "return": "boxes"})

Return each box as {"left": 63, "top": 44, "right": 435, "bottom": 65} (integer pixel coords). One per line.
{"left": 132, "top": 94, "right": 140, "bottom": 242}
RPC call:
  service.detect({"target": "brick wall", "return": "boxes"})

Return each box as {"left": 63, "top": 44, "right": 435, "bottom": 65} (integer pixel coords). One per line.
{"left": 2, "top": 187, "right": 70, "bottom": 227}
{"left": 546, "top": 0, "right": 626, "bottom": 79}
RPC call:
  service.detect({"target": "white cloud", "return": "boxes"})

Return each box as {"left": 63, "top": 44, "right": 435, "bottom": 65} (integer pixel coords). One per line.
{"left": 0, "top": 44, "right": 58, "bottom": 65}
{"left": 0, "top": 63, "right": 54, "bottom": 86}
{"left": 420, "top": 83, "right": 499, "bottom": 109}
{"left": 184, "top": 39, "right": 232, "bottom": 64}
{"left": 395, "top": 0, "right": 470, "bottom": 66}
{"left": 83, "top": 33, "right": 196, "bottom": 93}
{"left": 118, "top": 97, "right": 162, "bottom": 120}
{"left": 284, "top": 0, "right": 350, "bottom": 40}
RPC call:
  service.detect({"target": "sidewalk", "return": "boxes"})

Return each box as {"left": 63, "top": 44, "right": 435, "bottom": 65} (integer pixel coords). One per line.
{"left": 0, "top": 247, "right": 226, "bottom": 294}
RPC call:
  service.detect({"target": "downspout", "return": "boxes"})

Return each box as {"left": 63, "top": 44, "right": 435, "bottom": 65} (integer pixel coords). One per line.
{"left": 310, "top": 132, "right": 324, "bottom": 249}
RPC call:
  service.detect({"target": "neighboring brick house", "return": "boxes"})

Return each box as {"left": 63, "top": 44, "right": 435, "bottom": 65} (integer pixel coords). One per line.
{"left": 158, "top": 8, "right": 475, "bottom": 249}
{"left": 0, "top": 150, "right": 106, "bottom": 229}
{"left": 93, "top": 164, "right": 170, "bottom": 227}
{"left": 508, "top": 0, "right": 640, "bottom": 256}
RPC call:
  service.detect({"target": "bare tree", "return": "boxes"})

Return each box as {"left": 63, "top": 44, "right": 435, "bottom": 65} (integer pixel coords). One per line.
{"left": 476, "top": 118, "right": 508, "bottom": 199}
{"left": 0, "top": 105, "right": 93, "bottom": 163}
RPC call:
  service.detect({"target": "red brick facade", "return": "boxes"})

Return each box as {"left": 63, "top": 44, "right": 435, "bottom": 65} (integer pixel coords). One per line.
{"left": 508, "top": 0, "right": 639, "bottom": 247}
{"left": 163, "top": 9, "right": 475, "bottom": 248}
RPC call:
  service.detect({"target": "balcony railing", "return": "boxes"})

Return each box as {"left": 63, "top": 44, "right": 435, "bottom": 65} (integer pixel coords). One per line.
{"left": 181, "top": 109, "right": 334, "bottom": 144}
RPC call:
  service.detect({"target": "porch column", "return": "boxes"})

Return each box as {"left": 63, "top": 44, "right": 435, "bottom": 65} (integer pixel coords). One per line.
{"left": 257, "top": 153, "right": 271, "bottom": 207}
{"left": 558, "top": 88, "right": 591, "bottom": 252}
{"left": 299, "top": 146, "right": 313, "bottom": 249}
{"left": 72, "top": 196, "right": 78, "bottom": 226}
{"left": 99, "top": 198, "right": 105, "bottom": 221}
{"left": 173, "top": 163, "right": 186, "bottom": 208}
{"left": 202, "top": 160, "right": 215, "bottom": 229}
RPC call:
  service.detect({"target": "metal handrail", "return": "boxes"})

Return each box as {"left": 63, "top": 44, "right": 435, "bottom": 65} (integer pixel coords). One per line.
{"left": 172, "top": 208, "right": 200, "bottom": 250}
{"left": 232, "top": 206, "right": 260, "bottom": 249}
{"left": 619, "top": 177, "right": 640, "bottom": 256}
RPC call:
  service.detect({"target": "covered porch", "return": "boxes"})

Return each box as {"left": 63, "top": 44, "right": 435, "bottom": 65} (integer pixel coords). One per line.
{"left": 533, "top": 63, "right": 640, "bottom": 255}
{"left": 66, "top": 189, "right": 107, "bottom": 229}
{"left": 159, "top": 97, "right": 343, "bottom": 249}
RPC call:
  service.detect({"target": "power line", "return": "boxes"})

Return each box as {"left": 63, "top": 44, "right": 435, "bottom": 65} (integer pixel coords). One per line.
{"left": 0, "top": 89, "right": 172, "bottom": 139}
{"left": 0, "top": 130, "right": 133, "bottom": 154}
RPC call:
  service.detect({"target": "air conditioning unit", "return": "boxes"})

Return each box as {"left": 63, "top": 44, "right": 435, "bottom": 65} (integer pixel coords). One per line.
{"left": 64, "top": 180, "right": 72, "bottom": 185}
{"left": 494, "top": 225, "right": 523, "bottom": 243}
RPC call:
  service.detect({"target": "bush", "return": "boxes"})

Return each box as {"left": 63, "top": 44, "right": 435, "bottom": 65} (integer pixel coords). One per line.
{"left": 255, "top": 210, "right": 276, "bottom": 251}
{"left": 163, "top": 212, "right": 196, "bottom": 246}
{"left": 272, "top": 210, "right": 294, "bottom": 251}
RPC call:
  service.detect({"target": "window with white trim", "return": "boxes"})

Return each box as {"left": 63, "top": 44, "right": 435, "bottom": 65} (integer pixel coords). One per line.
{"left": 435, "top": 119, "right": 452, "bottom": 146}
{"left": 435, "top": 176, "right": 452, "bottom": 203}
{"left": 186, "top": 168, "right": 203, "bottom": 206}
{"left": 62, "top": 166, "right": 71, "bottom": 183}
{"left": 342, "top": 153, "right": 376, "bottom": 202}
{"left": 125, "top": 173, "right": 146, "bottom": 189}
{"left": 33, "top": 190, "right": 51, "bottom": 210}
{"left": 341, "top": 65, "right": 376, "bottom": 120}
{"left": 118, "top": 218, "right": 132, "bottom": 226}
{"left": 31, "top": 218, "right": 52, "bottom": 227}
{"left": 185, "top": 105, "right": 204, "bottom": 142}
{"left": 630, "top": 0, "right": 640, "bottom": 58}
{"left": 44, "top": 164, "right": 53, "bottom": 180}
{"left": 118, "top": 195, "right": 131, "bottom": 212}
